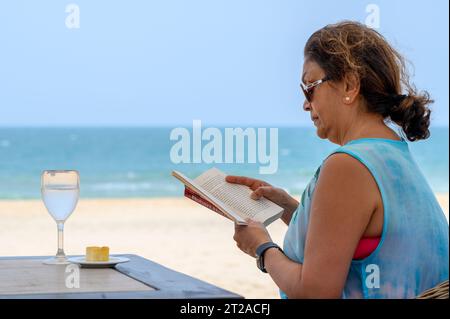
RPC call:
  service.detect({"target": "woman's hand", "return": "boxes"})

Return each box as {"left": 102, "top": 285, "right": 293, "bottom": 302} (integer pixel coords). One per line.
{"left": 225, "top": 175, "right": 299, "bottom": 225}
{"left": 233, "top": 219, "right": 272, "bottom": 257}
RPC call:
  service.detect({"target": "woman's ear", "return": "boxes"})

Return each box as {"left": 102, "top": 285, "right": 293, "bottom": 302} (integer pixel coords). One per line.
{"left": 342, "top": 72, "right": 360, "bottom": 104}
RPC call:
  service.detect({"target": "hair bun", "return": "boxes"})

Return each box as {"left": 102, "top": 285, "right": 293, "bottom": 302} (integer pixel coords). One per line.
{"left": 390, "top": 94, "right": 408, "bottom": 105}
{"left": 389, "top": 92, "right": 433, "bottom": 141}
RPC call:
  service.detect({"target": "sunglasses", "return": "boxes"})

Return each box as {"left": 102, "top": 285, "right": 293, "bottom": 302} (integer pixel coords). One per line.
{"left": 300, "top": 76, "right": 330, "bottom": 103}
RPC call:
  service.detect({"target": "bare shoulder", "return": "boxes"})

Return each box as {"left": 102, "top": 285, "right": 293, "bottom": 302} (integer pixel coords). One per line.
{"left": 320, "top": 152, "right": 377, "bottom": 187}
{"left": 314, "top": 152, "right": 380, "bottom": 216}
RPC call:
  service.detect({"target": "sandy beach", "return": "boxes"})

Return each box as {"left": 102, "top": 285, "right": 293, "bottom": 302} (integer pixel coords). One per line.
{"left": 0, "top": 193, "right": 448, "bottom": 299}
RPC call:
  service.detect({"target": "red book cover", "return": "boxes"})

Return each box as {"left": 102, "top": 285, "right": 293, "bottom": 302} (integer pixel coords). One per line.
{"left": 184, "top": 187, "right": 232, "bottom": 221}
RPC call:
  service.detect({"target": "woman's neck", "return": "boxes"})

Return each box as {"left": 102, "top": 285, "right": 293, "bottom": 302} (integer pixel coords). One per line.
{"left": 335, "top": 114, "right": 400, "bottom": 146}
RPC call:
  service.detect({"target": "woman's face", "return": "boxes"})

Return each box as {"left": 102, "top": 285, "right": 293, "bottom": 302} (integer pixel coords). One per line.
{"left": 301, "top": 59, "right": 343, "bottom": 141}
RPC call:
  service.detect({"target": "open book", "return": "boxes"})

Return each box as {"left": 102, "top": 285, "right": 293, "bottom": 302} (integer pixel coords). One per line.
{"left": 171, "top": 168, "right": 284, "bottom": 226}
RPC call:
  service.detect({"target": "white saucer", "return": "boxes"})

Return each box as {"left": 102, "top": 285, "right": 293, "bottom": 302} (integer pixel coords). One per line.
{"left": 68, "top": 256, "right": 130, "bottom": 268}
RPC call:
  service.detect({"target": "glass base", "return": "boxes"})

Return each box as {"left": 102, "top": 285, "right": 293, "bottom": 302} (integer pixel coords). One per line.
{"left": 43, "top": 256, "right": 70, "bottom": 265}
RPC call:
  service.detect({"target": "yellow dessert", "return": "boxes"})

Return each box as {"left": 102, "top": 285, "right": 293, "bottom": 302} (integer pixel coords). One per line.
{"left": 86, "top": 246, "right": 110, "bottom": 261}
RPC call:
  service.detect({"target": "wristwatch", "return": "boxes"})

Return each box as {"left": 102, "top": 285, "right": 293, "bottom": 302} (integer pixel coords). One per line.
{"left": 255, "top": 242, "right": 283, "bottom": 273}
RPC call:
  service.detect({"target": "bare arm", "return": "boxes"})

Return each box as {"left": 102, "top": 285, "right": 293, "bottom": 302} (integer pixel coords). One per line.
{"left": 280, "top": 205, "right": 297, "bottom": 226}
{"left": 262, "top": 153, "right": 379, "bottom": 298}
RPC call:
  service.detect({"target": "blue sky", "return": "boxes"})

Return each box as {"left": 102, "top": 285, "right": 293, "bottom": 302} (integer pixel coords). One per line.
{"left": 0, "top": 0, "right": 448, "bottom": 127}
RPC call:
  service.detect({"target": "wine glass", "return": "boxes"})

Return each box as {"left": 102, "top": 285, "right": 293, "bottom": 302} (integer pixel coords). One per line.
{"left": 41, "top": 170, "right": 79, "bottom": 265}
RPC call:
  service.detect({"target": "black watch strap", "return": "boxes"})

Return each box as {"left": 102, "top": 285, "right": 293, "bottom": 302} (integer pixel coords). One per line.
{"left": 255, "top": 242, "right": 283, "bottom": 273}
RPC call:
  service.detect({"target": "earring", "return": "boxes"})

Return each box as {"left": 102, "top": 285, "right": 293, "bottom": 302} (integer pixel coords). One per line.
{"left": 345, "top": 97, "right": 350, "bottom": 101}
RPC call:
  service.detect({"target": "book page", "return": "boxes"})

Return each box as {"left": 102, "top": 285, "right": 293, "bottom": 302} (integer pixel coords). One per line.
{"left": 172, "top": 170, "right": 246, "bottom": 223}
{"left": 184, "top": 187, "right": 232, "bottom": 220}
{"left": 194, "top": 168, "right": 283, "bottom": 223}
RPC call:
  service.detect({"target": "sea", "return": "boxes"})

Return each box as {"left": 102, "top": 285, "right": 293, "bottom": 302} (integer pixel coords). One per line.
{"left": 0, "top": 127, "right": 448, "bottom": 199}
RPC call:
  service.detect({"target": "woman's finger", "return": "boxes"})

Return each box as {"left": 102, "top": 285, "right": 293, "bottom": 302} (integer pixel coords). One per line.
{"left": 234, "top": 222, "right": 245, "bottom": 232}
{"left": 226, "top": 175, "right": 270, "bottom": 190}
{"left": 251, "top": 186, "right": 275, "bottom": 200}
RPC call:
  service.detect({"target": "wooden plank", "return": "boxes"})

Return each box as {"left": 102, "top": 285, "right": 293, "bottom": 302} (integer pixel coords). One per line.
{"left": 0, "top": 259, "right": 154, "bottom": 295}
{"left": 0, "top": 255, "right": 243, "bottom": 299}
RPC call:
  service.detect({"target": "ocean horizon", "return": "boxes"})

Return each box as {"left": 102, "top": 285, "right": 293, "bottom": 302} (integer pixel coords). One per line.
{"left": 0, "top": 126, "right": 448, "bottom": 199}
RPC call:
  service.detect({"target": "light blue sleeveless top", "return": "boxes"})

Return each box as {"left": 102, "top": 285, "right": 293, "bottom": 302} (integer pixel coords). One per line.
{"left": 281, "top": 137, "right": 449, "bottom": 299}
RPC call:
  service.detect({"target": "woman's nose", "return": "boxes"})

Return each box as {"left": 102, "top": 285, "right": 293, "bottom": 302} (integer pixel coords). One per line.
{"left": 303, "top": 100, "right": 311, "bottom": 111}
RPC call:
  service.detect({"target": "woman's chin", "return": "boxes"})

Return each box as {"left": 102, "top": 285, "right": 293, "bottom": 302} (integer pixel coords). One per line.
{"left": 315, "top": 126, "right": 327, "bottom": 139}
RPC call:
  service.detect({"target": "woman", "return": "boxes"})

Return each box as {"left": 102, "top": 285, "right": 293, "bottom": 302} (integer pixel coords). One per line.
{"left": 228, "top": 21, "right": 449, "bottom": 299}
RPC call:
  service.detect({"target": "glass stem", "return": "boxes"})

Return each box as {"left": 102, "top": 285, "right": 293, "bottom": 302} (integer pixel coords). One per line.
{"left": 56, "top": 222, "right": 65, "bottom": 258}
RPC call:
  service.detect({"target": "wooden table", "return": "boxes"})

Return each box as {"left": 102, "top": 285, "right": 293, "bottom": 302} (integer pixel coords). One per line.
{"left": 0, "top": 255, "right": 243, "bottom": 299}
